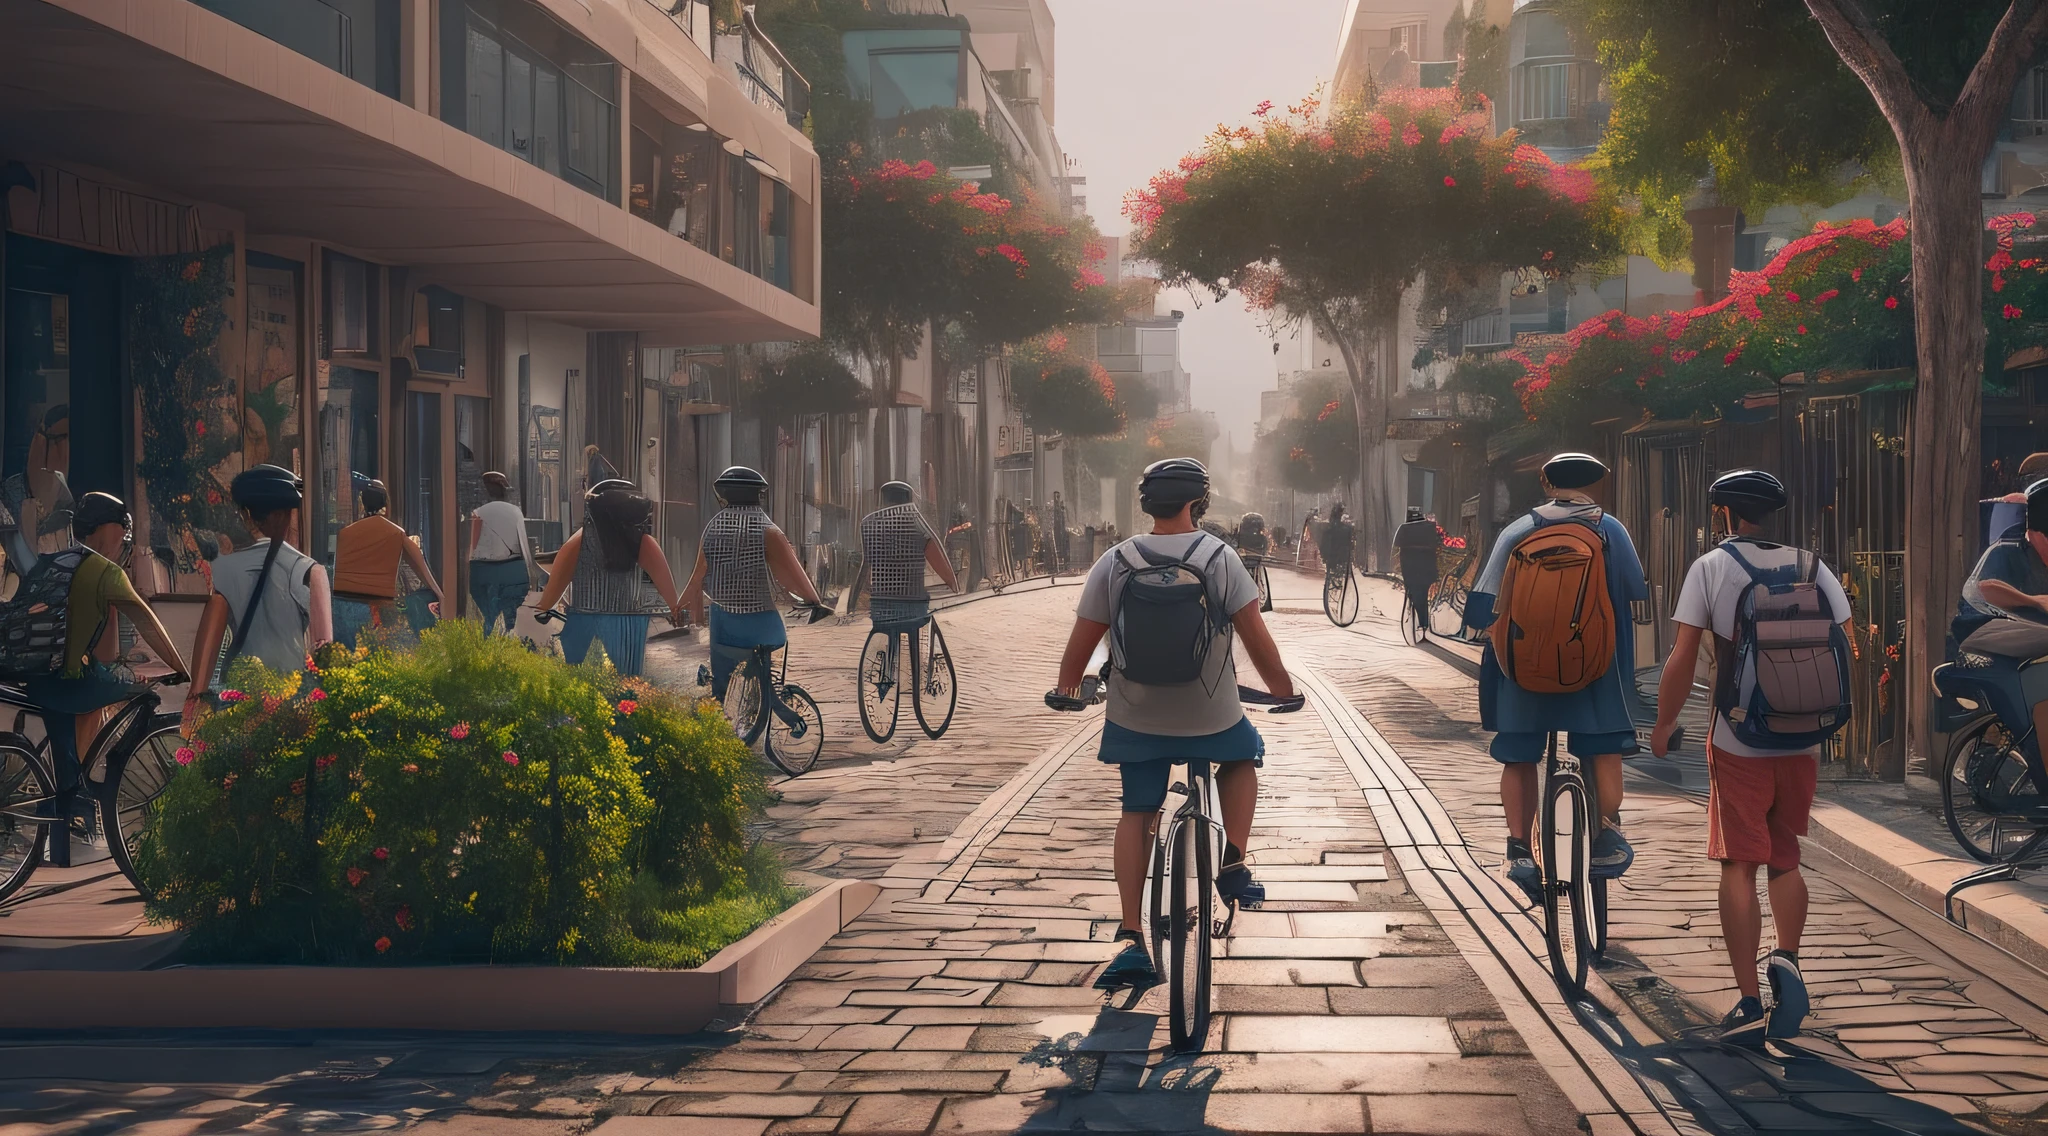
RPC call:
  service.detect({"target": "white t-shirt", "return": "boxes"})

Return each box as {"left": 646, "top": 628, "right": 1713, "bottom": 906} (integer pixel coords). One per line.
{"left": 1671, "top": 539, "right": 1853, "bottom": 757}
{"left": 471, "top": 500, "right": 528, "bottom": 561}
{"left": 1077, "top": 530, "right": 1260, "bottom": 737}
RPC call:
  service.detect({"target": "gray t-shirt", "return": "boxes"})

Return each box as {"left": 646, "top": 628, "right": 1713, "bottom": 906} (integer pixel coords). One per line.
{"left": 212, "top": 541, "right": 315, "bottom": 677}
{"left": 1077, "top": 530, "right": 1260, "bottom": 737}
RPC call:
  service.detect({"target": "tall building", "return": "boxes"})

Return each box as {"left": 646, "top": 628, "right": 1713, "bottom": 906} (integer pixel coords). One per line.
{"left": 0, "top": 0, "right": 820, "bottom": 609}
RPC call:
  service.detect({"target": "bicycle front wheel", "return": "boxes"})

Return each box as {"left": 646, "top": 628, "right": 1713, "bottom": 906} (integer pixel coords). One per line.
{"left": 1323, "top": 570, "right": 1359, "bottom": 627}
{"left": 912, "top": 620, "right": 958, "bottom": 739}
{"left": 724, "top": 663, "right": 769, "bottom": 747}
{"left": 766, "top": 684, "right": 825, "bottom": 776}
{"left": 857, "top": 630, "right": 900, "bottom": 744}
{"left": 1165, "top": 816, "right": 1213, "bottom": 1053}
{"left": 105, "top": 722, "right": 183, "bottom": 896}
{"left": 0, "top": 741, "right": 50, "bottom": 903}
{"left": 1541, "top": 768, "right": 1598, "bottom": 995}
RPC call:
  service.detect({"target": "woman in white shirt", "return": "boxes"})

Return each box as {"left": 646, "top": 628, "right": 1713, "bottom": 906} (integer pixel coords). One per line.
{"left": 467, "top": 471, "right": 534, "bottom": 636}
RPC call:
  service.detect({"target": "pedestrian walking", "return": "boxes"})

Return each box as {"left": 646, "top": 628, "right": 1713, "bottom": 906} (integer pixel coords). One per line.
{"left": 330, "top": 480, "right": 444, "bottom": 648}
{"left": 1651, "top": 470, "right": 1853, "bottom": 1044}
{"left": 1052, "top": 491, "right": 1071, "bottom": 572}
{"left": 188, "top": 467, "right": 332, "bottom": 725}
{"left": 679, "top": 467, "right": 830, "bottom": 696}
{"left": 534, "top": 479, "right": 685, "bottom": 676}
{"left": 1394, "top": 506, "right": 1442, "bottom": 640}
{"left": 1299, "top": 508, "right": 1322, "bottom": 571}
{"left": 1467, "top": 453, "right": 1646, "bottom": 904}
{"left": 467, "top": 471, "right": 537, "bottom": 636}
{"left": 1318, "top": 504, "right": 1356, "bottom": 571}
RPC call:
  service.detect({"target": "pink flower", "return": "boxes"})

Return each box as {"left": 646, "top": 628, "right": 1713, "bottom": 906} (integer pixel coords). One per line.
{"left": 1443, "top": 175, "right": 1456, "bottom": 188}
{"left": 394, "top": 905, "right": 413, "bottom": 932}
{"left": 219, "top": 690, "right": 247, "bottom": 703}
{"left": 400, "top": 763, "right": 419, "bottom": 774}
{"left": 1785, "top": 291, "right": 1800, "bottom": 304}
{"left": 315, "top": 754, "right": 337, "bottom": 769}
{"left": 617, "top": 700, "right": 639, "bottom": 716}
{"left": 1253, "top": 99, "right": 1273, "bottom": 117}
{"left": 449, "top": 722, "right": 470, "bottom": 740}
{"left": 307, "top": 689, "right": 327, "bottom": 702}
{"left": 2005, "top": 303, "right": 2025, "bottom": 320}
{"left": 1724, "top": 349, "right": 1742, "bottom": 365}
{"left": 1851, "top": 268, "right": 1863, "bottom": 282}
{"left": 372, "top": 847, "right": 388, "bottom": 860}
{"left": 1401, "top": 122, "right": 1422, "bottom": 147}
{"left": 347, "top": 867, "right": 368, "bottom": 888}
{"left": 1797, "top": 325, "right": 1808, "bottom": 335}
{"left": 1814, "top": 290, "right": 1839, "bottom": 304}
{"left": 1883, "top": 296, "right": 1899, "bottom": 310}
{"left": 174, "top": 747, "right": 196, "bottom": 766}
{"left": 502, "top": 752, "right": 519, "bottom": 766}
{"left": 374, "top": 936, "right": 392, "bottom": 954}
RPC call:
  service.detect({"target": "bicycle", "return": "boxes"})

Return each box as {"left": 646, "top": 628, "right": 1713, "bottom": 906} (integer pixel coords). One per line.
{"left": 1932, "top": 654, "right": 2048, "bottom": 879}
{"left": 697, "top": 601, "right": 832, "bottom": 777}
{"left": 1044, "top": 679, "right": 1304, "bottom": 1053}
{"left": 1322, "top": 563, "right": 1359, "bottom": 627}
{"left": 857, "top": 611, "right": 958, "bottom": 743}
{"left": 1535, "top": 731, "right": 1603, "bottom": 996}
{"left": 1428, "top": 546, "right": 1478, "bottom": 633}
{"left": 0, "top": 674, "right": 187, "bottom": 902}
{"left": 1242, "top": 554, "right": 1274, "bottom": 614}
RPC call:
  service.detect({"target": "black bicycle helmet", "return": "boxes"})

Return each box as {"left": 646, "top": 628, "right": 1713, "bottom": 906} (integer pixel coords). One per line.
{"left": 72, "top": 491, "right": 130, "bottom": 537}
{"left": 1239, "top": 511, "right": 1266, "bottom": 535}
{"left": 2027, "top": 478, "right": 2048, "bottom": 534}
{"left": 1541, "top": 452, "right": 1608, "bottom": 490}
{"left": 1708, "top": 469, "right": 1788, "bottom": 514}
{"left": 714, "top": 465, "right": 767, "bottom": 505}
{"left": 231, "top": 464, "right": 305, "bottom": 512}
{"left": 1139, "top": 457, "right": 1209, "bottom": 505}
{"left": 1406, "top": 506, "right": 1425, "bottom": 522}
{"left": 880, "top": 480, "right": 914, "bottom": 505}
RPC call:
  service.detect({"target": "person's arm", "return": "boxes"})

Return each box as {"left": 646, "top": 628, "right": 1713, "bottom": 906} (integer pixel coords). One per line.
{"left": 926, "top": 538, "right": 961, "bottom": 594}
{"left": 182, "top": 593, "right": 230, "bottom": 731}
{"left": 1056, "top": 617, "right": 1109, "bottom": 695}
{"left": 1651, "top": 621, "right": 1704, "bottom": 757}
{"left": 400, "top": 537, "right": 444, "bottom": 608}
{"left": 468, "top": 515, "right": 483, "bottom": 560}
{"left": 307, "top": 563, "right": 333, "bottom": 648}
{"left": 764, "top": 528, "right": 824, "bottom": 606}
{"left": 1230, "top": 603, "right": 1295, "bottom": 699}
{"left": 535, "top": 530, "right": 582, "bottom": 612}
{"left": 636, "top": 533, "right": 685, "bottom": 624}
{"left": 1977, "top": 578, "right": 2046, "bottom": 614}
{"left": 679, "top": 548, "right": 708, "bottom": 624}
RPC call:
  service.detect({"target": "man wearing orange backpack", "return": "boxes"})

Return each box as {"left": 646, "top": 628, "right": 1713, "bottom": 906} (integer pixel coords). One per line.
{"left": 1467, "top": 453, "right": 1648, "bottom": 907}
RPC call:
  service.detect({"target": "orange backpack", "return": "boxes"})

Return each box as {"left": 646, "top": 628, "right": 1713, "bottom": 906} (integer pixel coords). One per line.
{"left": 1491, "top": 503, "right": 1615, "bottom": 694}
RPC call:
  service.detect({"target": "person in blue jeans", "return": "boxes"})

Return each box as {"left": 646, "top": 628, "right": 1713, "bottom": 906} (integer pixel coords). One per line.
{"left": 1466, "top": 452, "right": 1648, "bottom": 904}
{"left": 1053, "top": 458, "right": 1297, "bottom": 990}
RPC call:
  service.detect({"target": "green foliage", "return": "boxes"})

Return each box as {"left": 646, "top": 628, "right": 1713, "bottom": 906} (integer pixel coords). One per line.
{"left": 1009, "top": 336, "right": 1122, "bottom": 439}
{"left": 1271, "top": 375, "right": 1358, "bottom": 493}
{"left": 128, "top": 246, "right": 242, "bottom": 537}
{"left": 140, "top": 622, "right": 789, "bottom": 966}
{"left": 744, "top": 348, "right": 869, "bottom": 419}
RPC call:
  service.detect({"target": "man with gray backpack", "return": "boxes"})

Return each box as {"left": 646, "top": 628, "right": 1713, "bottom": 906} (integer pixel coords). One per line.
{"left": 1650, "top": 469, "right": 1853, "bottom": 1045}
{"left": 1053, "top": 458, "right": 1299, "bottom": 990}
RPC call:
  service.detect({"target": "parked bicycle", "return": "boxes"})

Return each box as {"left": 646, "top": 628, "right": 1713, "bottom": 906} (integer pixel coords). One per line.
{"left": 0, "top": 674, "right": 186, "bottom": 902}
{"left": 1428, "top": 545, "right": 1479, "bottom": 634}
{"left": 695, "top": 601, "right": 832, "bottom": 777}
{"left": 1043, "top": 680, "right": 1303, "bottom": 1053}
{"left": 1932, "top": 652, "right": 2048, "bottom": 913}
{"left": 1242, "top": 554, "right": 1274, "bottom": 614}
{"left": 1322, "top": 563, "right": 1360, "bottom": 628}
{"left": 858, "top": 611, "right": 958, "bottom": 743}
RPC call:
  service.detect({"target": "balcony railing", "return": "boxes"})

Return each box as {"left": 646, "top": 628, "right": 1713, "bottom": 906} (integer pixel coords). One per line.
{"left": 1460, "top": 309, "right": 1510, "bottom": 352}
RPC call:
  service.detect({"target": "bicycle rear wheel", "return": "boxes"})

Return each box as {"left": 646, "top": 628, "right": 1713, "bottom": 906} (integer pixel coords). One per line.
{"left": 766, "top": 684, "right": 825, "bottom": 776}
{"left": 1323, "top": 570, "right": 1359, "bottom": 627}
{"left": 1941, "top": 715, "right": 2046, "bottom": 863}
{"left": 0, "top": 741, "right": 50, "bottom": 903}
{"left": 724, "top": 661, "right": 769, "bottom": 747}
{"left": 1541, "top": 758, "right": 1598, "bottom": 995}
{"left": 105, "top": 721, "right": 182, "bottom": 896}
{"left": 1165, "top": 814, "right": 1214, "bottom": 1053}
{"left": 857, "top": 630, "right": 900, "bottom": 744}
{"left": 1398, "top": 597, "right": 1424, "bottom": 645}
{"left": 912, "top": 620, "right": 958, "bottom": 739}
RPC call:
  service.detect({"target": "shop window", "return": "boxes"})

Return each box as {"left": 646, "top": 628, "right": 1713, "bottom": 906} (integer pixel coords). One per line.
{"left": 629, "top": 100, "right": 721, "bottom": 253}
{"left": 325, "top": 252, "right": 374, "bottom": 356}
{"left": 315, "top": 366, "right": 381, "bottom": 563}
{"left": 443, "top": 0, "right": 617, "bottom": 202}
{"left": 415, "top": 286, "right": 463, "bottom": 376}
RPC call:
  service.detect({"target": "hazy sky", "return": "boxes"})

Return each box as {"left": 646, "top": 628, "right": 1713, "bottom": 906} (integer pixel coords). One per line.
{"left": 1044, "top": 0, "right": 1350, "bottom": 454}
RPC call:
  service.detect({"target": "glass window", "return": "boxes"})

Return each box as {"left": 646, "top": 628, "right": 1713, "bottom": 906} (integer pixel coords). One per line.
{"left": 725, "top": 158, "right": 762, "bottom": 272}
{"left": 869, "top": 49, "right": 961, "bottom": 119}
{"left": 1521, "top": 63, "right": 1573, "bottom": 121}
{"left": 315, "top": 366, "right": 380, "bottom": 563}
{"left": 447, "top": 0, "right": 615, "bottom": 201}
{"left": 193, "top": 0, "right": 398, "bottom": 97}
{"left": 416, "top": 286, "right": 464, "bottom": 376}
{"left": 408, "top": 391, "right": 443, "bottom": 581}
{"left": 763, "top": 178, "right": 791, "bottom": 292}
{"left": 466, "top": 24, "right": 505, "bottom": 148}
{"left": 455, "top": 395, "right": 490, "bottom": 523}
{"left": 325, "top": 253, "right": 371, "bottom": 355}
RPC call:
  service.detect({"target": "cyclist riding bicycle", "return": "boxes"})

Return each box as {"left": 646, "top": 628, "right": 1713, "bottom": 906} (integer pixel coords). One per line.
{"left": 1318, "top": 504, "right": 1355, "bottom": 573}
{"left": 1053, "top": 457, "right": 1297, "bottom": 990}
{"left": 848, "top": 481, "right": 960, "bottom": 624}
{"left": 1468, "top": 452, "right": 1647, "bottom": 904}
{"left": 1394, "top": 506, "right": 1442, "bottom": 641}
{"left": 1236, "top": 513, "right": 1269, "bottom": 557}
{"left": 1955, "top": 476, "right": 2048, "bottom": 766}
{"left": 678, "top": 467, "right": 831, "bottom": 698}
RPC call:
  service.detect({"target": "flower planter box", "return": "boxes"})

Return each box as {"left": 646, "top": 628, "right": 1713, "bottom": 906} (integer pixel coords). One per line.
{"left": 2, "top": 879, "right": 878, "bottom": 1034}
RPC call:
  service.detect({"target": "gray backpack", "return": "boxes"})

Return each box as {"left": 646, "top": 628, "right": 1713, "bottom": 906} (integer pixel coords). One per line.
{"left": 0, "top": 548, "right": 89, "bottom": 681}
{"left": 1713, "top": 540, "right": 1852, "bottom": 749}
{"left": 1108, "top": 534, "right": 1228, "bottom": 687}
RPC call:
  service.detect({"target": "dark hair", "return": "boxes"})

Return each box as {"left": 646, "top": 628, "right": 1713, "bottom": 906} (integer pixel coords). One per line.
{"left": 721, "top": 484, "right": 764, "bottom": 506}
{"left": 589, "top": 487, "right": 653, "bottom": 570}
{"left": 1142, "top": 495, "right": 1205, "bottom": 519}
{"left": 482, "top": 471, "right": 511, "bottom": 500}
{"left": 73, "top": 492, "right": 129, "bottom": 539}
{"left": 1727, "top": 500, "right": 1776, "bottom": 527}
{"left": 361, "top": 480, "right": 389, "bottom": 514}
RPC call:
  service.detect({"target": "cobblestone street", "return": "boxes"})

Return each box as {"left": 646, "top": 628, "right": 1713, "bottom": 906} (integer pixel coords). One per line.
{"left": 9, "top": 577, "right": 2048, "bottom": 1134}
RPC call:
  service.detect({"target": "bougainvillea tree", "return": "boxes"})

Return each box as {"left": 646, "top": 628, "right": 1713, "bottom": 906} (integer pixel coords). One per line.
{"left": 1128, "top": 88, "right": 1622, "bottom": 564}
{"left": 1008, "top": 333, "right": 1123, "bottom": 440}
{"left": 1271, "top": 374, "right": 1359, "bottom": 494}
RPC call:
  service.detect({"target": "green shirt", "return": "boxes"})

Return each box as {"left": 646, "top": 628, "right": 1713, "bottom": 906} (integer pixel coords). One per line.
{"left": 60, "top": 550, "right": 138, "bottom": 679}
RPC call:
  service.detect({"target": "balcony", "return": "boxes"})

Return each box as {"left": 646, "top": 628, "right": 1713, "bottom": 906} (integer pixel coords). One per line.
{"left": 192, "top": 0, "right": 397, "bottom": 97}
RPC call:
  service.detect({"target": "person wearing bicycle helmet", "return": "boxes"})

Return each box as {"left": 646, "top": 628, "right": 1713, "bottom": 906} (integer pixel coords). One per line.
{"left": 1394, "top": 506, "right": 1443, "bottom": 642}
{"left": 678, "top": 467, "right": 830, "bottom": 697}
{"left": 1652, "top": 469, "right": 1848, "bottom": 1044}
{"left": 188, "top": 467, "right": 331, "bottom": 729}
{"left": 1055, "top": 457, "right": 1296, "bottom": 990}
{"left": 29, "top": 491, "right": 193, "bottom": 866}
{"left": 1318, "top": 503, "right": 1355, "bottom": 571}
{"left": 1236, "top": 512, "right": 1268, "bottom": 556}
{"left": 847, "top": 481, "right": 958, "bottom": 627}
{"left": 533, "top": 479, "right": 685, "bottom": 677}
{"left": 1468, "top": 453, "right": 1648, "bottom": 906}
{"left": 331, "top": 480, "right": 443, "bottom": 649}
{"left": 1956, "top": 476, "right": 2048, "bottom": 775}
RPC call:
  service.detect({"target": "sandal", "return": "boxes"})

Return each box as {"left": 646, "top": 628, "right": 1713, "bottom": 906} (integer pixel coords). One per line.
{"left": 1093, "top": 930, "right": 1158, "bottom": 990}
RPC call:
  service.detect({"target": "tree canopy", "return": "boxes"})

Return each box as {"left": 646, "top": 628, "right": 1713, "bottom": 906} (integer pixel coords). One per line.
{"left": 1008, "top": 334, "right": 1123, "bottom": 440}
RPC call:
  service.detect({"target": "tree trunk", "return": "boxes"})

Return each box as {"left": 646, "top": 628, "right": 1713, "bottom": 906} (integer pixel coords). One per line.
{"left": 1900, "top": 138, "right": 1989, "bottom": 777}
{"left": 1359, "top": 313, "right": 1402, "bottom": 574}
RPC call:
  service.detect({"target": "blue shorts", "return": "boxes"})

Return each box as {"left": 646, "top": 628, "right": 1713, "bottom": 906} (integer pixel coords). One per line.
{"left": 1099, "top": 718, "right": 1265, "bottom": 812}
{"left": 1490, "top": 729, "right": 1639, "bottom": 764}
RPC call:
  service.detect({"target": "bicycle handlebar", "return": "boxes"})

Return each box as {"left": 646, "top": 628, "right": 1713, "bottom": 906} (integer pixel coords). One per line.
{"left": 1238, "top": 686, "right": 1306, "bottom": 714}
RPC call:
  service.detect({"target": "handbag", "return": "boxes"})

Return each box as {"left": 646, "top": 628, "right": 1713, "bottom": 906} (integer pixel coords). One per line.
{"left": 1962, "top": 618, "right": 2048, "bottom": 661}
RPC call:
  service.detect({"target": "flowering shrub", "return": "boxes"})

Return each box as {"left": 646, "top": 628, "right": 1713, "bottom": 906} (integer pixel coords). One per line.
{"left": 1008, "top": 333, "right": 1123, "bottom": 439}
{"left": 137, "top": 622, "right": 787, "bottom": 966}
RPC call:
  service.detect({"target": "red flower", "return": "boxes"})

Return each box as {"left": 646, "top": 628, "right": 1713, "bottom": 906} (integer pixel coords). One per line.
{"left": 401, "top": 763, "right": 419, "bottom": 774}
{"left": 307, "top": 689, "right": 327, "bottom": 702}
{"left": 315, "top": 754, "right": 337, "bottom": 769}
{"left": 219, "top": 690, "right": 247, "bottom": 703}
{"left": 1785, "top": 291, "right": 1800, "bottom": 303}
{"left": 2005, "top": 303, "right": 2025, "bottom": 320}
{"left": 1797, "top": 325, "right": 1808, "bottom": 335}
{"left": 1443, "top": 175, "right": 1457, "bottom": 188}
{"left": 394, "top": 906, "right": 413, "bottom": 932}
{"left": 374, "top": 936, "right": 392, "bottom": 954}
{"left": 1401, "top": 122, "right": 1422, "bottom": 146}
{"left": 449, "top": 722, "right": 470, "bottom": 740}
{"left": 502, "top": 752, "right": 519, "bottom": 766}
{"left": 617, "top": 700, "right": 639, "bottom": 716}
{"left": 1724, "top": 349, "right": 1742, "bottom": 365}
{"left": 1850, "top": 268, "right": 1863, "bottom": 281}
{"left": 1883, "top": 296, "right": 1899, "bottom": 309}
{"left": 372, "top": 847, "right": 389, "bottom": 860}
{"left": 347, "top": 867, "right": 368, "bottom": 887}
{"left": 1253, "top": 99, "right": 1273, "bottom": 117}
{"left": 174, "top": 747, "right": 196, "bottom": 766}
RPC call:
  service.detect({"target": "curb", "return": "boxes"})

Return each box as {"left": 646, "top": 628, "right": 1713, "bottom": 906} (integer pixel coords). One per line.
{"left": 1803, "top": 800, "right": 2048, "bottom": 977}
{"left": 1, "top": 878, "right": 879, "bottom": 1034}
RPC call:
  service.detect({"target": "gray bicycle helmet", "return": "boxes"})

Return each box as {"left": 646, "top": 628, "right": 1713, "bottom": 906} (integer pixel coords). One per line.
{"left": 1139, "top": 457, "right": 1209, "bottom": 505}
{"left": 1708, "top": 469, "right": 1788, "bottom": 515}
{"left": 880, "top": 480, "right": 914, "bottom": 505}
{"left": 1541, "top": 452, "right": 1608, "bottom": 490}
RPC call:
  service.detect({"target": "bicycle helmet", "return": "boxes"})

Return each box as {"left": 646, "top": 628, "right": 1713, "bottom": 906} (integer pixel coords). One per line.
{"left": 231, "top": 464, "right": 305, "bottom": 512}
{"left": 1541, "top": 452, "right": 1608, "bottom": 490}
{"left": 1239, "top": 512, "right": 1266, "bottom": 535}
{"left": 586, "top": 477, "right": 638, "bottom": 500}
{"left": 1406, "top": 506, "right": 1425, "bottom": 522}
{"left": 714, "top": 465, "right": 767, "bottom": 505}
{"left": 880, "top": 480, "right": 914, "bottom": 505}
{"left": 72, "top": 491, "right": 131, "bottom": 538}
{"left": 1708, "top": 469, "right": 1788, "bottom": 515}
{"left": 2027, "top": 477, "right": 2048, "bottom": 534}
{"left": 1139, "top": 457, "right": 1209, "bottom": 506}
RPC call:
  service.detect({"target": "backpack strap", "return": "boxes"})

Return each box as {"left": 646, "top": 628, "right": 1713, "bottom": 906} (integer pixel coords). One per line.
{"left": 219, "top": 539, "right": 285, "bottom": 673}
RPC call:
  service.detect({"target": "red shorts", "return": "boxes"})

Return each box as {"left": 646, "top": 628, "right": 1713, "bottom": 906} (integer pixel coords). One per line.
{"left": 1705, "top": 739, "right": 1818, "bottom": 871}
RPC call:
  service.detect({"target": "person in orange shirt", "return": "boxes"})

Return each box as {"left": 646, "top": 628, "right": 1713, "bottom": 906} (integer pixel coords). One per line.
{"left": 330, "top": 481, "right": 443, "bottom": 649}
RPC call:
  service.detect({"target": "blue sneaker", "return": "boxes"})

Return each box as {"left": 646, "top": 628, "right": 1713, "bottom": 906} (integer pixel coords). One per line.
{"left": 1506, "top": 851, "right": 1543, "bottom": 906}
{"left": 1094, "top": 933, "right": 1158, "bottom": 990}
{"left": 1766, "top": 952, "right": 1809, "bottom": 1039}
{"left": 1717, "top": 995, "right": 1767, "bottom": 1046}
{"left": 1591, "top": 825, "right": 1634, "bottom": 879}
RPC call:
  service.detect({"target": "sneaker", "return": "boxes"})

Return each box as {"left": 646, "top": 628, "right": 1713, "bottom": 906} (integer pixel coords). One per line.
{"left": 1716, "top": 996, "right": 1767, "bottom": 1046}
{"left": 1506, "top": 852, "right": 1543, "bottom": 906}
{"left": 1217, "top": 859, "right": 1265, "bottom": 908}
{"left": 1765, "top": 953, "right": 1809, "bottom": 1039}
{"left": 1590, "top": 825, "right": 1635, "bottom": 879}
{"left": 1094, "top": 932, "right": 1158, "bottom": 990}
